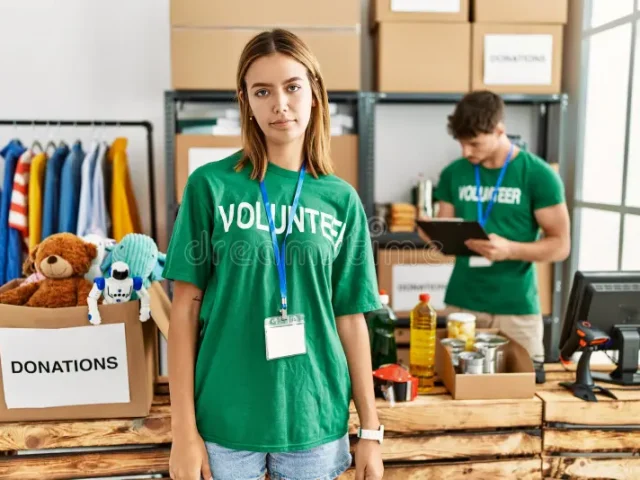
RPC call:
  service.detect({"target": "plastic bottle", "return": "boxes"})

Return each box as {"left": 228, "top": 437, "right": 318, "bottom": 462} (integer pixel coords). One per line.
{"left": 366, "top": 290, "right": 398, "bottom": 370}
{"left": 409, "top": 293, "right": 437, "bottom": 393}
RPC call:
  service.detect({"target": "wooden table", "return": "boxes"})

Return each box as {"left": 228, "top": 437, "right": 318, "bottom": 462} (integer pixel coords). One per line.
{"left": 0, "top": 366, "right": 638, "bottom": 479}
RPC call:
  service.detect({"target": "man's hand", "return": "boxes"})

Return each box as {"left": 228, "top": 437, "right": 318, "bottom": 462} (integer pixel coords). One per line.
{"left": 355, "top": 439, "right": 384, "bottom": 480}
{"left": 465, "top": 233, "right": 513, "bottom": 261}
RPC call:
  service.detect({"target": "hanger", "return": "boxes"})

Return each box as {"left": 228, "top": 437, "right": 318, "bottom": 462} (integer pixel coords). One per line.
{"left": 74, "top": 121, "right": 82, "bottom": 147}
{"left": 57, "top": 122, "right": 68, "bottom": 149}
{"left": 44, "top": 122, "right": 58, "bottom": 155}
{"left": 30, "top": 121, "right": 44, "bottom": 153}
{"left": 30, "top": 120, "right": 44, "bottom": 153}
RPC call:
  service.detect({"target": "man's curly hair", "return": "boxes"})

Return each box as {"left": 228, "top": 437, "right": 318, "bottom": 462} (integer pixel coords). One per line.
{"left": 447, "top": 91, "right": 505, "bottom": 140}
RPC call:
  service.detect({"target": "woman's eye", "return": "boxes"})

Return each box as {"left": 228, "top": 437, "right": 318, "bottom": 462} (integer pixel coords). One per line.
{"left": 255, "top": 89, "right": 268, "bottom": 97}
{"left": 288, "top": 85, "right": 301, "bottom": 92}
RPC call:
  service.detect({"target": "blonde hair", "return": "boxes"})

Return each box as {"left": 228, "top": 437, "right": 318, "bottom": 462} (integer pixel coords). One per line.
{"left": 234, "top": 29, "right": 333, "bottom": 180}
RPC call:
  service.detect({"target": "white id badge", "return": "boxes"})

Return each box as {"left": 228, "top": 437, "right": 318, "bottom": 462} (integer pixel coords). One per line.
{"left": 264, "top": 314, "right": 306, "bottom": 361}
{"left": 469, "top": 256, "right": 493, "bottom": 268}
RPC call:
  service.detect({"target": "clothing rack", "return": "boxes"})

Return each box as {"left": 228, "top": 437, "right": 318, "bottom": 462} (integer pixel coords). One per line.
{"left": 0, "top": 119, "right": 156, "bottom": 241}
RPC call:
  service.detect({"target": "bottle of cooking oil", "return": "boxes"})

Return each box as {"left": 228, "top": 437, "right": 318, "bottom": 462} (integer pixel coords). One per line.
{"left": 409, "top": 293, "right": 437, "bottom": 394}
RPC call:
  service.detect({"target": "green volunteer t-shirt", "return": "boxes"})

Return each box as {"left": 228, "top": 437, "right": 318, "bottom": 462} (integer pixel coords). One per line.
{"left": 163, "top": 151, "right": 381, "bottom": 452}
{"left": 434, "top": 150, "right": 565, "bottom": 315}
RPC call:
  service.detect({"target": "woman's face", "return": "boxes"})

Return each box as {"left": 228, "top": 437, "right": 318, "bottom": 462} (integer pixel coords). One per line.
{"left": 244, "top": 52, "right": 315, "bottom": 146}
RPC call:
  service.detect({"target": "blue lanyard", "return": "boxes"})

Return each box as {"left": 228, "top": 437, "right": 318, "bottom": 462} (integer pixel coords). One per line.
{"left": 475, "top": 144, "right": 514, "bottom": 228}
{"left": 259, "top": 165, "right": 306, "bottom": 318}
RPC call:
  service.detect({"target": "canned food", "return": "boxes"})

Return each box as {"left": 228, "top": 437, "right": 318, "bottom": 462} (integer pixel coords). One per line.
{"left": 441, "top": 338, "right": 466, "bottom": 369}
{"left": 474, "top": 334, "right": 509, "bottom": 373}
{"left": 475, "top": 333, "right": 509, "bottom": 347}
{"left": 447, "top": 313, "right": 476, "bottom": 351}
{"left": 458, "top": 351, "right": 484, "bottom": 375}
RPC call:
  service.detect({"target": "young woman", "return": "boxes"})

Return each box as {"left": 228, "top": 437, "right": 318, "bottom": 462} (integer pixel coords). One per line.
{"left": 163, "top": 29, "right": 384, "bottom": 480}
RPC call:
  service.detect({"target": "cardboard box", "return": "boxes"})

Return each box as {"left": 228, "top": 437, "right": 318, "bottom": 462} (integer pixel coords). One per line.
{"left": 171, "top": 0, "right": 361, "bottom": 27}
{"left": 171, "top": 27, "right": 361, "bottom": 91}
{"left": 435, "top": 328, "right": 536, "bottom": 400}
{"left": 472, "top": 23, "right": 564, "bottom": 94}
{"left": 472, "top": 0, "right": 568, "bottom": 24}
{"left": 377, "top": 248, "right": 456, "bottom": 317}
{"left": 378, "top": 248, "right": 554, "bottom": 317}
{"left": 371, "top": 0, "right": 470, "bottom": 26}
{"left": 0, "top": 281, "right": 156, "bottom": 422}
{"left": 175, "top": 134, "right": 359, "bottom": 203}
{"left": 375, "top": 22, "right": 471, "bottom": 93}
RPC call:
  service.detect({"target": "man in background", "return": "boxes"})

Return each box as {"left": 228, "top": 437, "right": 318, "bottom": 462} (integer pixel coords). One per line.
{"left": 420, "top": 90, "right": 570, "bottom": 365}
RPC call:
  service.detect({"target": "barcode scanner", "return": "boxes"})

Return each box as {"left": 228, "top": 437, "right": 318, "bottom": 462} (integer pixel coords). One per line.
{"left": 559, "top": 320, "right": 617, "bottom": 402}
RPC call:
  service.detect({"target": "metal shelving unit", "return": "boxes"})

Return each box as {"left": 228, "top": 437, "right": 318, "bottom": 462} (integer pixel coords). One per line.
{"left": 164, "top": 89, "right": 569, "bottom": 361}
{"left": 362, "top": 92, "right": 570, "bottom": 361}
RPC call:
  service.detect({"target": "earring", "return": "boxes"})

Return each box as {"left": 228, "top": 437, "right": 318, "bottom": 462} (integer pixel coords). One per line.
{"left": 249, "top": 115, "right": 253, "bottom": 120}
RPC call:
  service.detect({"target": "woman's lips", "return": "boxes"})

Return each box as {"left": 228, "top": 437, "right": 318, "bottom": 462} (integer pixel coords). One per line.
{"left": 270, "top": 119, "right": 296, "bottom": 128}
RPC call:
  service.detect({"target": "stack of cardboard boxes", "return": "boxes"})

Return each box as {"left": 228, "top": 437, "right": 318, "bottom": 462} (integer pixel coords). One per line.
{"left": 372, "top": 0, "right": 472, "bottom": 93}
{"left": 371, "top": 0, "right": 568, "bottom": 94}
{"left": 169, "top": 0, "right": 362, "bottom": 202}
{"left": 471, "top": 0, "right": 568, "bottom": 94}
{"left": 170, "top": 0, "right": 361, "bottom": 91}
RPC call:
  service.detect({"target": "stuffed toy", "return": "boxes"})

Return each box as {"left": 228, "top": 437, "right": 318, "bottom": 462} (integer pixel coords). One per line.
{"left": 87, "top": 261, "right": 151, "bottom": 325}
{"left": 101, "top": 233, "right": 166, "bottom": 298}
{"left": 82, "top": 234, "right": 116, "bottom": 282}
{"left": 0, "top": 233, "right": 97, "bottom": 307}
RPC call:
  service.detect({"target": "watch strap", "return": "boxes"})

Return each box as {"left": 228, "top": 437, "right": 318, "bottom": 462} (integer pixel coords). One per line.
{"left": 357, "top": 425, "right": 384, "bottom": 443}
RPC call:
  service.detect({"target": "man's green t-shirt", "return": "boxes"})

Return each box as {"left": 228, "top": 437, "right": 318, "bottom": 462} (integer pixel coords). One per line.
{"left": 434, "top": 150, "right": 565, "bottom": 315}
{"left": 162, "top": 151, "right": 381, "bottom": 452}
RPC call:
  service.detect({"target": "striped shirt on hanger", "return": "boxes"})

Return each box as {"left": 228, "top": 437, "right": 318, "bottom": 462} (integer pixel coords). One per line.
{"left": 8, "top": 149, "right": 34, "bottom": 248}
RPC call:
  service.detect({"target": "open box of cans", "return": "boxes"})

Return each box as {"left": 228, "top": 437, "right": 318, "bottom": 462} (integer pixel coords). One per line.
{"left": 435, "top": 329, "right": 536, "bottom": 400}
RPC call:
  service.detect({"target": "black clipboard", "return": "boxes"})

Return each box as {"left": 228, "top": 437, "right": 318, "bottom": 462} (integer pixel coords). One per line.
{"left": 416, "top": 219, "right": 489, "bottom": 256}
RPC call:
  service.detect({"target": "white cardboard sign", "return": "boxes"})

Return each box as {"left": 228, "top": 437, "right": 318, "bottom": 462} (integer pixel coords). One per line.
{"left": 189, "top": 147, "right": 240, "bottom": 175}
{"left": 483, "top": 34, "right": 554, "bottom": 86}
{"left": 0, "top": 323, "right": 130, "bottom": 409}
{"left": 391, "top": 0, "right": 461, "bottom": 13}
{"left": 391, "top": 263, "right": 454, "bottom": 311}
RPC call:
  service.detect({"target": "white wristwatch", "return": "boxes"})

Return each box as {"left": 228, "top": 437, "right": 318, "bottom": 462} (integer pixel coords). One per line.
{"left": 357, "top": 425, "right": 384, "bottom": 444}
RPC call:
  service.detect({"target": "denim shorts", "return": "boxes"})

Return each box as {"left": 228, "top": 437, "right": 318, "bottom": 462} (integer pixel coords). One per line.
{"left": 204, "top": 433, "right": 352, "bottom": 480}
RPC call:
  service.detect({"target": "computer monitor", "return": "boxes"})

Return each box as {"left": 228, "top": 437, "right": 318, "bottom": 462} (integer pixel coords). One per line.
{"left": 559, "top": 270, "right": 640, "bottom": 386}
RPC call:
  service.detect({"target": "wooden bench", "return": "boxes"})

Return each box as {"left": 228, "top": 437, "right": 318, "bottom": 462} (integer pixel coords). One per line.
{"left": 1, "top": 365, "right": 638, "bottom": 479}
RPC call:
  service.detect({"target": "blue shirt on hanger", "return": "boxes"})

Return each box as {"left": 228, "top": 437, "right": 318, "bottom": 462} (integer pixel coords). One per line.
{"left": 76, "top": 142, "right": 99, "bottom": 237}
{"left": 58, "top": 141, "right": 85, "bottom": 233}
{"left": 0, "top": 140, "right": 26, "bottom": 286}
{"left": 41, "top": 144, "right": 70, "bottom": 239}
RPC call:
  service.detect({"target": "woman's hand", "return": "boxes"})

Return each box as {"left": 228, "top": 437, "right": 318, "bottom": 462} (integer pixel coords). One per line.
{"left": 169, "top": 429, "right": 212, "bottom": 480}
{"left": 354, "top": 439, "right": 384, "bottom": 479}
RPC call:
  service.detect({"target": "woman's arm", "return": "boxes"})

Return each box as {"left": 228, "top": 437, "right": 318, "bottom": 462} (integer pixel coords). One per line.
{"left": 168, "top": 280, "right": 203, "bottom": 434}
{"left": 167, "top": 280, "right": 213, "bottom": 480}
{"left": 336, "top": 313, "right": 384, "bottom": 480}
{"left": 336, "top": 313, "right": 380, "bottom": 430}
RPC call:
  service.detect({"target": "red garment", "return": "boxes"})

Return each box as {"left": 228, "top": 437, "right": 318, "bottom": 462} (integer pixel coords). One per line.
{"left": 8, "top": 149, "right": 33, "bottom": 250}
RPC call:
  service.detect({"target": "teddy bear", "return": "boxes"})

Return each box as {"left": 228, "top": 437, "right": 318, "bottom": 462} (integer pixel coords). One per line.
{"left": 0, "top": 233, "right": 97, "bottom": 307}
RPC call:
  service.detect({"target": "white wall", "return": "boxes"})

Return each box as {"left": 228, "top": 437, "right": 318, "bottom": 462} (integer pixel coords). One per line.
{"left": 0, "top": 0, "right": 171, "bottom": 249}
{"left": 374, "top": 104, "right": 541, "bottom": 204}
